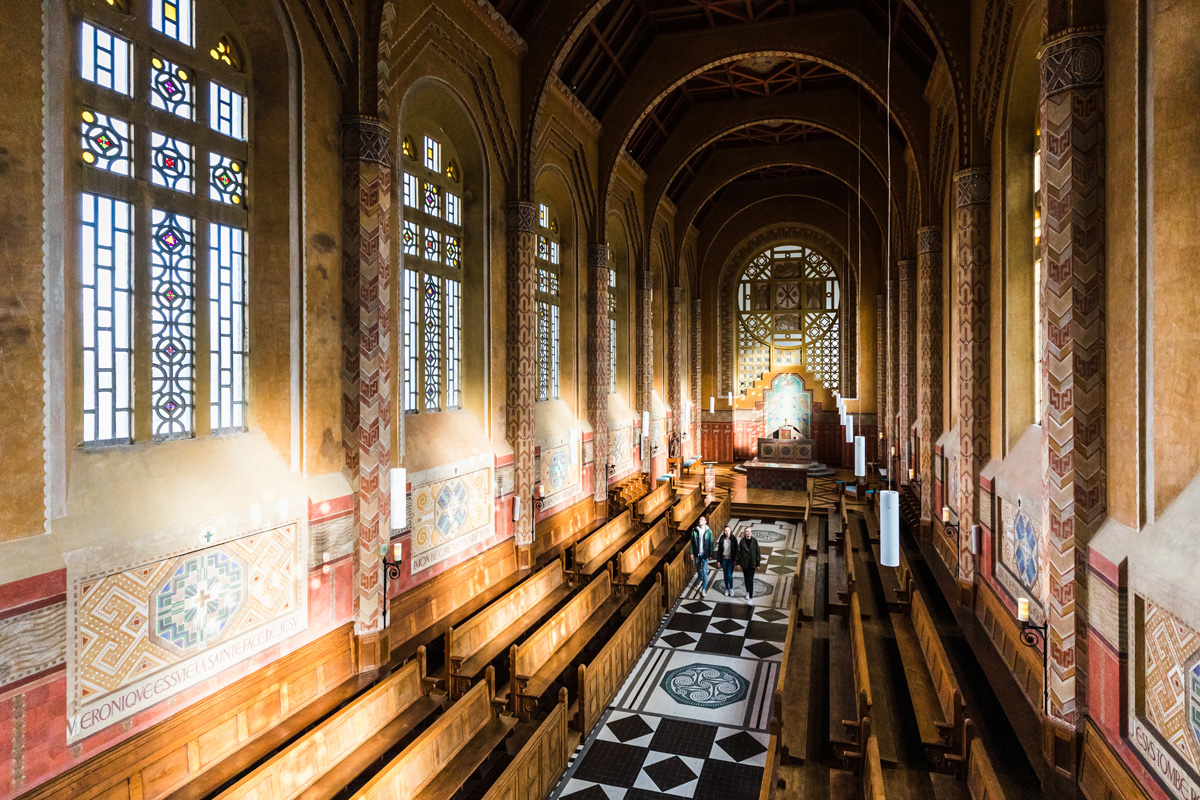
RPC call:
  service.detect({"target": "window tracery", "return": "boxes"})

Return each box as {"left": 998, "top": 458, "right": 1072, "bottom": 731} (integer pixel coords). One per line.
{"left": 734, "top": 244, "right": 841, "bottom": 394}
{"left": 536, "top": 202, "right": 560, "bottom": 401}
{"left": 75, "top": 2, "right": 249, "bottom": 444}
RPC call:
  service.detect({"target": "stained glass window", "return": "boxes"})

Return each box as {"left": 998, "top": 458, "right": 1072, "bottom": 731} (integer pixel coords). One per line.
{"left": 402, "top": 269, "right": 418, "bottom": 413}
{"left": 209, "top": 81, "right": 245, "bottom": 140}
{"left": 150, "top": 57, "right": 193, "bottom": 119}
{"left": 447, "top": 279, "right": 461, "bottom": 409}
{"left": 403, "top": 172, "right": 418, "bottom": 208}
{"left": 81, "top": 193, "right": 134, "bottom": 444}
{"left": 151, "top": 133, "right": 193, "bottom": 192}
{"left": 208, "top": 153, "right": 244, "bottom": 205}
{"left": 76, "top": 2, "right": 250, "bottom": 447}
{"left": 210, "top": 223, "right": 246, "bottom": 431}
{"left": 402, "top": 126, "right": 464, "bottom": 413}
{"left": 735, "top": 244, "right": 841, "bottom": 393}
{"left": 535, "top": 201, "right": 561, "bottom": 401}
{"left": 152, "top": 0, "right": 193, "bottom": 46}
{"left": 423, "top": 275, "right": 442, "bottom": 411}
{"left": 81, "top": 22, "right": 131, "bottom": 95}
{"left": 150, "top": 211, "right": 195, "bottom": 439}
{"left": 81, "top": 110, "right": 132, "bottom": 175}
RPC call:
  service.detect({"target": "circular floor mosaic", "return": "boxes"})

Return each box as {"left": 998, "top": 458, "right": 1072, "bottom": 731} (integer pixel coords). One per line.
{"left": 660, "top": 663, "right": 749, "bottom": 708}
{"left": 712, "top": 576, "right": 772, "bottom": 596}
{"left": 750, "top": 528, "right": 786, "bottom": 543}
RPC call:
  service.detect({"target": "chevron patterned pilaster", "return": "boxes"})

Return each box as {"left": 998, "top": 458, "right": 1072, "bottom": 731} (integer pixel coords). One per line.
{"left": 692, "top": 298, "right": 702, "bottom": 455}
{"left": 667, "top": 286, "right": 684, "bottom": 453}
{"left": 876, "top": 293, "right": 886, "bottom": 448}
{"left": 636, "top": 269, "right": 654, "bottom": 472}
{"left": 918, "top": 227, "right": 944, "bottom": 522}
{"left": 899, "top": 260, "right": 917, "bottom": 482}
{"left": 588, "top": 245, "right": 611, "bottom": 501}
{"left": 1040, "top": 27, "right": 1106, "bottom": 728}
{"left": 507, "top": 202, "right": 537, "bottom": 554}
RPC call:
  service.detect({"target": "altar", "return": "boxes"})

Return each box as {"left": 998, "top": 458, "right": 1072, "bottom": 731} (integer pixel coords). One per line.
{"left": 744, "top": 424, "right": 820, "bottom": 491}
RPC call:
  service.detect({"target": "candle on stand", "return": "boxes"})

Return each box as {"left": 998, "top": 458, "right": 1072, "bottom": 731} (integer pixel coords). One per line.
{"left": 942, "top": 506, "right": 950, "bottom": 523}
{"left": 908, "top": 468, "right": 914, "bottom": 481}
{"left": 1017, "top": 598, "right": 1030, "bottom": 622}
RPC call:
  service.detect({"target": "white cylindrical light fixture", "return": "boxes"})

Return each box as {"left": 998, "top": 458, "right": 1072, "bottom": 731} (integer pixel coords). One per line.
{"left": 880, "top": 490, "right": 900, "bottom": 567}
{"left": 971, "top": 524, "right": 981, "bottom": 556}
{"left": 642, "top": 410, "right": 650, "bottom": 431}
{"left": 854, "top": 435, "right": 866, "bottom": 477}
{"left": 389, "top": 468, "right": 407, "bottom": 530}
{"left": 845, "top": 414, "right": 854, "bottom": 443}
{"left": 709, "top": 396, "right": 715, "bottom": 414}
{"left": 728, "top": 392, "right": 733, "bottom": 406}
{"left": 512, "top": 496, "right": 522, "bottom": 521}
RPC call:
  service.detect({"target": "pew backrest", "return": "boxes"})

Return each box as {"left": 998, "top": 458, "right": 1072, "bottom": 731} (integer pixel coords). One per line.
{"left": 635, "top": 480, "right": 674, "bottom": 519}
{"left": 912, "top": 590, "right": 962, "bottom": 723}
{"left": 480, "top": 691, "right": 571, "bottom": 800}
{"left": 619, "top": 518, "right": 671, "bottom": 578}
{"left": 671, "top": 486, "right": 702, "bottom": 524}
{"left": 573, "top": 510, "right": 633, "bottom": 568}
{"left": 848, "top": 592, "right": 873, "bottom": 717}
{"left": 350, "top": 678, "right": 495, "bottom": 800}
{"left": 513, "top": 571, "right": 614, "bottom": 680}
{"left": 708, "top": 495, "right": 732, "bottom": 534}
{"left": 449, "top": 560, "right": 565, "bottom": 665}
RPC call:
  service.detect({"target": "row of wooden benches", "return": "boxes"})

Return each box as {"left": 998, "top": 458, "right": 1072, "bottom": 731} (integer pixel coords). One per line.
{"left": 209, "top": 498, "right": 702, "bottom": 800}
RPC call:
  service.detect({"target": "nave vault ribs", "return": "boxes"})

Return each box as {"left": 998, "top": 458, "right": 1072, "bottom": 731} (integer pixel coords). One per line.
{"left": 66, "top": 523, "right": 305, "bottom": 741}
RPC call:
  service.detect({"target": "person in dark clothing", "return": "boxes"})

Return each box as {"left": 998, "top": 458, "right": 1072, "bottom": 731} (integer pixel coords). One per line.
{"left": 716, "top": 525, "right": 737, "bottom": 596}
{"left": 690, "top": 516, "right": 714, "bottom": 593}
{"left": 737, "top": 526, "right": 763, "bottom": 600}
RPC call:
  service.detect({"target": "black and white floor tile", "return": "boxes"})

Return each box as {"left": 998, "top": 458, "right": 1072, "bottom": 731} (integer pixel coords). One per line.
{"left": 550, "top": 519, "right": 795, "bottom": 800}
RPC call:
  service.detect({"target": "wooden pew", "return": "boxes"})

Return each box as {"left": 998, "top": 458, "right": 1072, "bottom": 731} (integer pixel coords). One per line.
{"left": 349, "top": 669, "right": 516, "bottom": 800}
{"left": 531, "top": 497, "right": 604, "bottom": 567}
{"left": 829, "top": 717, "right": 887, "bottom": 800}
{"left": 617, "top": 518, "right": 678, "bottom": 593}
{"left": 576, "top": 576, "right": 663, "bottom": 734}
{"left": 446, "top": 559, "right": 574, "bottom": 698}
{"left": 671, "top": 484, "right": 706, "bottom": 531}
{"left": 635, "top": 478, "right": 676, "bottom": 525}
{"left": 216, "top": 648, "right": 446, "bottom": 800}
{"left": 572, "top": 509, "right": 638, "bottom": 581}
{"left": 892, "top": 585, "right": 969, "bottom": 770}
{"left": 663, "top": 542, "right": 693, "bottom": 607}
{"left": 608, "top": 474, "right": 648, "bottom": 515}
{"left": 965, "top": 733, "right": 1007, "bottom": 800}
{"left": 480, "top": 689, "right": 573, "bottom": 800}
{"left": 510, "top": 569, "right": 625, "bottom": 720}
{"left": 830, "top": 591, "right": 873, "bottom": 762}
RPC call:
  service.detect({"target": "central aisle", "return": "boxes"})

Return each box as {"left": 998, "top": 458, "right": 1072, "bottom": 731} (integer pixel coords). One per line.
{"left": 552, "top": 518, "right": 800, "bottom": 800}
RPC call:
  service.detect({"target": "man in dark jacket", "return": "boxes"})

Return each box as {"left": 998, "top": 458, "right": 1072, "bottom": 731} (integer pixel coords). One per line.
{"left": 690, "top": 516, "right": 714, "bottom": 594}
{"left": 737, "top": 526, "right": 763, "bottom": 600}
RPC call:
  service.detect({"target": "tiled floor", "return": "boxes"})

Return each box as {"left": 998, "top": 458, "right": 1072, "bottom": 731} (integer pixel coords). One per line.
{"left": 552, "top": 519, "right": 798, "bottom": 800}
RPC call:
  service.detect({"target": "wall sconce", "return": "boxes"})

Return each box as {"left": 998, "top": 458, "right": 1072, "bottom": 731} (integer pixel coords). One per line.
{"left": 1017, "top": 598, "right": 1050, "bottom": 716}
{"left": 533, "top": 484, "right": 546, "bottom": 513}
{"left": 942, "top": 506, "right": 959, "bottom": 538}
{"left": 381, "top": 541, "right": 403, "bottom": 629}
{"left": 909, "top": 468, "right": 922, "bottom": 498}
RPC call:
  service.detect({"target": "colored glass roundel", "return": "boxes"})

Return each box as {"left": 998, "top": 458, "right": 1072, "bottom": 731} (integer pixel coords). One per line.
{"left": 81, "top": 109, "right": 132, "bottom": 175}
{"left": 1013, "top": 511, "right": 1040, "bottom": 592}
{"left": 209, "top": 154, "right": 244, "bottom": 205}
{"left": 661, "top": 664, "right": 749, "bottom": 709}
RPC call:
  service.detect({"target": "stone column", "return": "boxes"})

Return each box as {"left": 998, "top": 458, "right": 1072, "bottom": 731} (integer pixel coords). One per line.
{"left": 587, "top": 245, "right": 611, "bottom": 501}
{"left": 636, "top": 269, "right": 654, "bottom": 471}
{"left": 1040, "top": 28, "right": 1106, "bottom": 727}
{"left": 876, "top": 293, "right": 886, "bottom": 452}
{"left": 506, "top": 202, "right": 537, "bottom": 566}
{"left": 692, "top": 298, "right": 702, "bottom": 455}
{"left": 954, "top": 167, "right": 992, "bottom": 585}
{"left": 667, "top": 286, "right": 684, "bottom": 450}
{"left": 899, "top": 260, "right": 917, "bottom": 483}
{"left": 917, "top": 226, "right": 944, "bottom": 523}
{"left": 341, "top": 117, "right": 392, "bottom": 667}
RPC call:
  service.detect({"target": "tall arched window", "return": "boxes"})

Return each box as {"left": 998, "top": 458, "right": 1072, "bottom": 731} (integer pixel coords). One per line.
{"left": 609, "top": 264, "right": 617, "bottom": 395}
{"left": 401, "top": 129, "right": 463, "bottom": 412}
{"left": 734, "top": 244, "right": 840, "bottom": 394}
{"left": 75, "top": 0, "right": 249, "bottom": 445}
{"left": 536, "top": 203, "right": 560, "bottom": 401}
{"left": 1033, "top": 126, "right": 1043, "bottom": 421}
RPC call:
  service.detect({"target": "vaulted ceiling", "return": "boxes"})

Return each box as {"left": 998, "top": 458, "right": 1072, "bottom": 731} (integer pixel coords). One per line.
{"left": 482, "top": 0, "right": 967, "bottom": 284}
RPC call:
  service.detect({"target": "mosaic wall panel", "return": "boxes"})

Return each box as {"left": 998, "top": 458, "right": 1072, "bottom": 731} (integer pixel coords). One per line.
{"left": 539, "top": 440, "right": 581, "bottom": 508}
{"left": 995, "top": 498, "right": 1044, "bottom": 624}
{"left": 610, "top": 425, "right": 634, "bottom": 470}
{"left": 763, "top": 373, "right": 811, "bottom": 438}
{"left": 1041, "top": 29, "right": 1107, "bottom": 727}
{"left": 1141, "top": 601, "right": 1200, "bottom": 777}
{"left": 409, "top": 454, "right": 495, "bottom": 575}
{"left": 66, "top": 523, "right": 305, "bottom": 740}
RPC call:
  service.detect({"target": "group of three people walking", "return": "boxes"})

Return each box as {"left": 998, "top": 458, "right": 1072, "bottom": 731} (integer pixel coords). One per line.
{"left": 689, "top": 516, "right": 762, "bottom": 599}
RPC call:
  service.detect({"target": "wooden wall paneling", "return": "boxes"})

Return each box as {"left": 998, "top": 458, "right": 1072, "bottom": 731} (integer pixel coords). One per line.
{"left": 20, "top": 626, "right": 356, "bottom": 800}
{"left": 974, "top": 581, "right": 1045, "bottom": 712}
{"left": 1078, "top": 721, "right": 1153, "bottom": 800}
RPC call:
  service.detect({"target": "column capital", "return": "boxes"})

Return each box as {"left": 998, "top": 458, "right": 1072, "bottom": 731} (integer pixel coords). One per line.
{"left": 1040, "top": 28, "right": 1104, "bottom": 97}
{"left": 668, "top": 285, "right": 683, "bottom": 303}
{"left": 587, "top": 244, "right": 611, "bottom": 269}
{"left": 954, "top": 168, "right": 991, "bottom": 208}
{"left": 917, "top": 226, "right": 943, "bottom": 254}
{"left": 899, "top": 261, "right": 918, "bottom": 281}
{"left": 341, "top": 116, "right": 391, "bottom": 165}
{"left": 636, "top": 270, "right": 654, "bottom": 290}
{"left": 505, "top": 201, "right": 537, "bottom": 233}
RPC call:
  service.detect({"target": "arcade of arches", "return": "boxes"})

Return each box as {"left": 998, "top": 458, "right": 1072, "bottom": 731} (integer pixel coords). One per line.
{"left": 0, "top": 1, "right": 1196, "bottom": 799}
